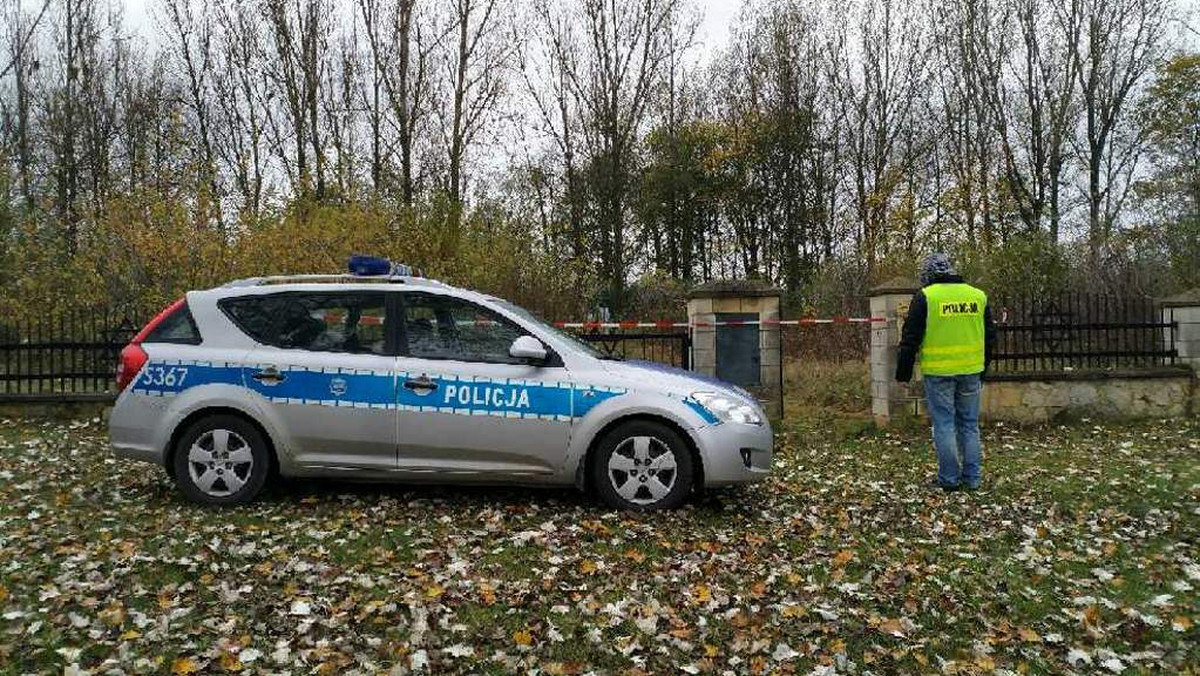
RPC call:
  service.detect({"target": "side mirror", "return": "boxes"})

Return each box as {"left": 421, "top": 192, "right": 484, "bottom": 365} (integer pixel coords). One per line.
{"left": 509, "top": 335, "right": 548, "bottom": 363}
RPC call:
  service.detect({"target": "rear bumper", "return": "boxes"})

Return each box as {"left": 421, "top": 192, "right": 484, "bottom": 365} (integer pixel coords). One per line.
{"left": 108, "top": 393, "right": 168, "bottom": 466}
{"left": 694, "top": 420, "right": 773, "bottom": 486}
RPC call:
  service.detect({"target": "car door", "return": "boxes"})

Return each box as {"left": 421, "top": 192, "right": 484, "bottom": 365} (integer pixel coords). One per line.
{"left": 393, "top": 291, "right": 573, "bottom": 476}
{"left": 220, "top": 291, "right": 398, "bottom": 469}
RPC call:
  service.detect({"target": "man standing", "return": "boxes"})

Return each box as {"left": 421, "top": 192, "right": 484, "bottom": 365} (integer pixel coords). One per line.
{"left": 895, "top": 253, "right": 996, "bottom": 491}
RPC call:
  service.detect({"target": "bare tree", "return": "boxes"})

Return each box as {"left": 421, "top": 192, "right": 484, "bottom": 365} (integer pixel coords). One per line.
{"left": 357, "top": 0, "right": 435, "bottom": 203}
{"left": 162, "top": 0, "right": 223, "bottom": 224}
{"left": 523, "top": 0, "right": 586, "bottom": 261}
{"left": 212, "top": 0, "right": 270, "bottom": 220}
{"left": 0, "top": 0, "right": 51, "bottom": 209}
{"left": 830, "top": 0, "right": 932, "bottom": 268}
{"left": 1071, "top": 0, "right": 1167, "bottom": 246}
{"left": 932, "top": 0, "right": 1003, "bottom": 247}
{"left": 535, "top": 0, "right": 687, "bottom": 310}
{"left": 324, "top": 23, "right": 362, "bottom": 199}
{"left": 262, "top": 0, "right": 334, "bottom": 199}
{"left": 439, "top": 0, "right": 512, "bottom": 216}
{"left": 977, "top": 0, "right": 1083, "bottom": 240}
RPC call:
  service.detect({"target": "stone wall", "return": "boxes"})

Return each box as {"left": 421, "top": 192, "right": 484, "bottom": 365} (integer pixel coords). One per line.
{"left": 982, "top": 370, "right": 1194, "bottom": 423}
{"left": 868, "top": 284, "right": 1200, "bottom": 425}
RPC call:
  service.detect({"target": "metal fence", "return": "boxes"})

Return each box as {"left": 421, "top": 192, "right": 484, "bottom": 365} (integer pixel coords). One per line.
{"left": 573, "top": 329, "right": 691, "bottom": 369}
{"left": 990, "top": 292, "right": 1177, "bottom": 374}
{"left": 2, "top": 293, "right": 1176, "bottom": 404}
{"left": 0, "top": 310, "right": 142, "bottom": 401}
{"left": 0, "top": 310, "right": 696, "bottom": 403}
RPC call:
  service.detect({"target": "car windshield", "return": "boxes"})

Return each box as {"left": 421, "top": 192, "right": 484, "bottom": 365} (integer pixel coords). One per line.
{"left": 492, "top": 300, "right": 619, "bottom": 360}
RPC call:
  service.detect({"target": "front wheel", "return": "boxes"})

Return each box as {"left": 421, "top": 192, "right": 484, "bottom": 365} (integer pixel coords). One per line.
{"left": 591, "top": 420, "right": 694, "bottom": 511}
{"left": 172, "top": 415, "right": 270, "bottom": 506}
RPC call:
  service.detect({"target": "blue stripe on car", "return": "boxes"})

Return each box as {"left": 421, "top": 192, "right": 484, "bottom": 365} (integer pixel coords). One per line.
{"left": 414, "top": 376, "right": 575, "bottom": 419}
{"left": 132, "top": 363, "right": 243, "bottom": 396}
{"left": 247, "top": 368, "right": 395, "bottom": 407}
{"left": 133, "top": 361, "right": 627, "bottom": 421}
{"left": 682, "top": 398, "right": 721, "bottom": 425}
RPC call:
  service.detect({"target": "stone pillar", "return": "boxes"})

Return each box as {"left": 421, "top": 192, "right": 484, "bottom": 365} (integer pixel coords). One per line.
{"left": 686, "top": 280, "right": 783, "bottom": 417}
{"left": 869, "top": 278, "right": 921, "bottom": 426}
{"left": 1161, "top": 289, "right": 1200, "bottom": 371}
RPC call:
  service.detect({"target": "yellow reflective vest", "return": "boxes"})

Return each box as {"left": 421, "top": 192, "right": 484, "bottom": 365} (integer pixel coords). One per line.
{"left": 920, "top": 282, "right": 988, "bottom": 376}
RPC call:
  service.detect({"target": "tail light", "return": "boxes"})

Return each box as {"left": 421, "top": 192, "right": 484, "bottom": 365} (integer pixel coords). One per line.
{"left": 116, "top": 298, "right": 185, "bottom": 392}
{"left": 115, "top": 344, "right": 148, "bottom": 392}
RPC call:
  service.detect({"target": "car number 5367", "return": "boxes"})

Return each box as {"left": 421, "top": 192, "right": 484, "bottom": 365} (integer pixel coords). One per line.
{"left": 139, "top": 366, "right": 189, "bottom": 388}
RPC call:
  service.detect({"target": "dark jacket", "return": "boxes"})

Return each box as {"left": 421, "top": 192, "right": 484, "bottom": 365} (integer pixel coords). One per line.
{"left": 895, "top": 273, "right": 997, "bottom": 382}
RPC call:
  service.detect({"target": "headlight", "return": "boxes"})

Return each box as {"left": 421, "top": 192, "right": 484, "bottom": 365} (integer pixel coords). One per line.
{"left": 692, "top": 391, "right": 763, "bottom": 426}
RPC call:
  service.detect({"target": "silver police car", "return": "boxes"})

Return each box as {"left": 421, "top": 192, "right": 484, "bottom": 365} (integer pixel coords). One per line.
{"left": 109, "top": 265, "right": 772, "bottom": 510}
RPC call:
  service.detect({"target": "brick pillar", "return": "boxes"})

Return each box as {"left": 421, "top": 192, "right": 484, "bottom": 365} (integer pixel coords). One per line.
{"left": 687, "top": 296, "right": 717, "bottom": 378}
{"left": 1161, "top": 289, "right": 1200, "bottom": 371}
{"left": 687, "top": 281, "right": 783, "bottom": 418}
{"left": 869, "top": 278, "right": 920, "bottom": 426}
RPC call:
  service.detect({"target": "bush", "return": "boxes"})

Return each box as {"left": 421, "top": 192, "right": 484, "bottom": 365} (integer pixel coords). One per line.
{"left": 783, "top": 358, "right": 870, "bottom": 414}
{"left": 0, "top": 194, "right": 594, "bottom": 322}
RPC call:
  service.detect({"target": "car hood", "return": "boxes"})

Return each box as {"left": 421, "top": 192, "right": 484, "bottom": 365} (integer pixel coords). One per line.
{"left": 600, "top": 359, "right": 754, "bottom": 400}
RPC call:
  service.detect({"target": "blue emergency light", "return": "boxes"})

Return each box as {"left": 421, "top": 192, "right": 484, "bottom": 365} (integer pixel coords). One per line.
{"left": 348, "top": 255, "right": 419, "bottom": 277}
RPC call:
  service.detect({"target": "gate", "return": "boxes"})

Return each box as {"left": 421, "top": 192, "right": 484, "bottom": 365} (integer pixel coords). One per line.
{"left": 574, "top": 331, "right": 691, "bottom": 369}
{"left": 715, "top": 312, "right": 761, "bottom": 386}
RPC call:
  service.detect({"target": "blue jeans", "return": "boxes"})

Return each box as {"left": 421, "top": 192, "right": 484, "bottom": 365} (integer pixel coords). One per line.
{"left": 923, "top": 374, "right": 983, "bottom": 488}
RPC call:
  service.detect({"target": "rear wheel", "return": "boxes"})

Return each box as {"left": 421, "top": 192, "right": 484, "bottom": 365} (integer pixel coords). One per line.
{"left": 591, "top": 420, "right": 694, "bottom": 511}
{"left": 172, "top": 415, "right": 270, "bottom": 506}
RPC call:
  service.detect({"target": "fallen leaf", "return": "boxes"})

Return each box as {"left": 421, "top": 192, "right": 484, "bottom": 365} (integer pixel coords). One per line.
{"left": 171, "top": 657, "right": 200, "bottom": 675}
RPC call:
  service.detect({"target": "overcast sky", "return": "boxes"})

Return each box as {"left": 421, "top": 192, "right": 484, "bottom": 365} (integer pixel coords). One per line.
{"left": 119, "top": 0, "right": 746, "bottom": 52}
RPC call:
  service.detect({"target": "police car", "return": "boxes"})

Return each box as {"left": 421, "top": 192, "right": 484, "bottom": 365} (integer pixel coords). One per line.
{"left": 108, "top": 257, "right": 772, "bottom": 510}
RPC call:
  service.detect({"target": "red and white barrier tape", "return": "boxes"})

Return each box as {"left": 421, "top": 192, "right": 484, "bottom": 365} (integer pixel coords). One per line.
{"left": 553, "top": 317, "right": 886, "bottom": 329}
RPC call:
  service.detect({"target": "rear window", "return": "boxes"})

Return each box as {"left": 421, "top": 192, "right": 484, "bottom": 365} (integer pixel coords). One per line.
{"left": 220, "top": 292, "right": 388, "bottom": 355}
{"left": 143, "top": 302, "right": 202, "bottom": 344}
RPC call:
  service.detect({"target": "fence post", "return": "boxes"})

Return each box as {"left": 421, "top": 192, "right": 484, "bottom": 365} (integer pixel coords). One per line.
{"left": 1161, "top": 288, "right": 1200, "bottom": 372}
{"left": 869, "top": 278, "right": 920, "bottom": 426}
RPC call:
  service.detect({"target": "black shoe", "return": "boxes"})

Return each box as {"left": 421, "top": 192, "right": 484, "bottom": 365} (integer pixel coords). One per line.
{"left": 962, "top": 483, "right": 980, "bottom": 492}
{"left": 927, "top": 479, "right": 959, "bottom": 492}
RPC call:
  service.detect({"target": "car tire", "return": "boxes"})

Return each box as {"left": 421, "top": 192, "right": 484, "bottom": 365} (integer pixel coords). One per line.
{"left": 172, "top": 415, "right": 270, "bottom": 506}
{"left": 591, "top": 420, "right": 694, "bottom": 511}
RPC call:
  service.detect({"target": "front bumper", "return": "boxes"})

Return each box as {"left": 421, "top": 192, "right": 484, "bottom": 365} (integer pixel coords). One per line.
{"left": 694, "top": 420, "right": 773, "bottom": 486}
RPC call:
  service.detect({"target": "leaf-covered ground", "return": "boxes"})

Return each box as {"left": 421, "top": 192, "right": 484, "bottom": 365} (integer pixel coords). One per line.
{"left": 0, "top": 415, "right": 1197, "bottom": 675}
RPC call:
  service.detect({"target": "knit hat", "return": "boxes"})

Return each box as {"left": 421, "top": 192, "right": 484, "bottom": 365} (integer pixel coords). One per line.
{"left": 919, "top": 252, "right": 957, "bottom": 286}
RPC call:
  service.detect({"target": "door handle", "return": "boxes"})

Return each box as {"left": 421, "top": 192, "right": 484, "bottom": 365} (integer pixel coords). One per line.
{"left": 403, "top": 375, "right": 438, "bottom": 392}
{"left": 252, "top": 365, "right": 286, "bottom": 386}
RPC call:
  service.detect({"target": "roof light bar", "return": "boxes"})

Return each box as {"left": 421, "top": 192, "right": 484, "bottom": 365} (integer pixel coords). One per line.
{"left": 348, "top": 254, "right": 422, "bottom": 278}
{"left": 218, "top": 257, "right": 429, "bottom": 289}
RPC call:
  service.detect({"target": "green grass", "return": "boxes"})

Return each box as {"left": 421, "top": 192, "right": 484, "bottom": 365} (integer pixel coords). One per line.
{"left": 0, "top": 414, "right": 1197, "bottom": 674}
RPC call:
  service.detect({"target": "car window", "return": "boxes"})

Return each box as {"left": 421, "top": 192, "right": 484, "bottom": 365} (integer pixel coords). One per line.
{"left": 222, "top": 295, "right": 292, "bottom": 345}
{"left": 143, "top": 302, "right": 202, "bottom": 344}
{"left": 401, "top": 293, "right": 526, "bottom": 363}
{"left": 221, "top": 293, "right": 388, "bottom": 355}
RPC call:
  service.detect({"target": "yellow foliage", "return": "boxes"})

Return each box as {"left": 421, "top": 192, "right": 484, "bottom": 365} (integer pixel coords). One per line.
{"left": 0, "top": 194, "right": 593, "bottom": 322}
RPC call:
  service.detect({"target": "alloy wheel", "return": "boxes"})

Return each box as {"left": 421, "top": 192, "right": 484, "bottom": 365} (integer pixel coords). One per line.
{"left": 607, "top": 435, "right": 678, "bottom": 505}
{"left": 186, "top": 429, "right": 254, "bottom": 498}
